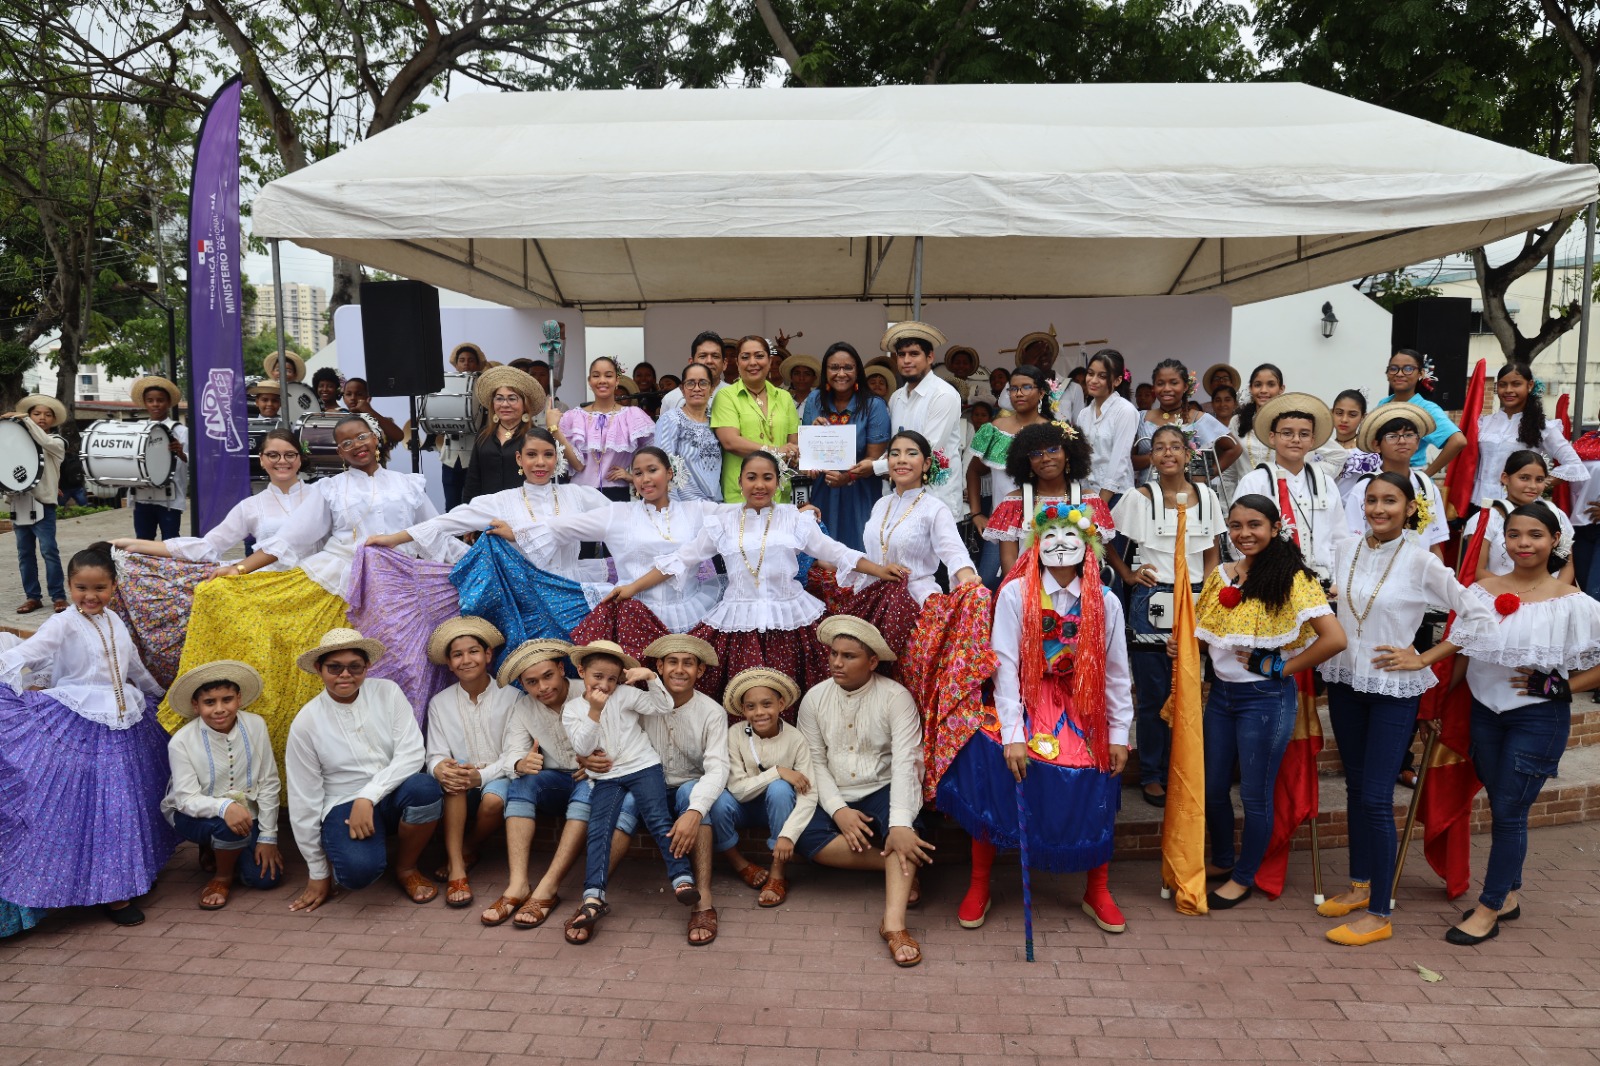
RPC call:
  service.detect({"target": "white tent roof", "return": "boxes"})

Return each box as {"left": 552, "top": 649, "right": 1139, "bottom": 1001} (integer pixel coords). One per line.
{"left": 252, "top": 83, "right": 1598, "bottom": 325}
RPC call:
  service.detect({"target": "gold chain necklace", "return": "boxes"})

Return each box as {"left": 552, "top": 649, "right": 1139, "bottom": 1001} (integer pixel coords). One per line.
{"left": 750, "top": 386, "right": 776, "bottom": 442}
{"left": 738, "top": 506, "right": 775, "bottom": 586}
{"left": 878, "top": 489, "right": 925, "bottom": 562}
{"left": 80, "top": 608, "right": 126, "bottom": 721}
{"left": 521, "top": 482, "right": 559, "bottom": 523}
{"left": 644, "top": 501, "right": 674, "bottom": 541}
{"left": 1345, "top": 534, "right": 1406, "bottom": 638}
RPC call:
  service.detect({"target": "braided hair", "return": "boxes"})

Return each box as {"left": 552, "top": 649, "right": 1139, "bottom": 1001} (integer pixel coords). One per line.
{"left": 1227, "top": 494, "right": 1317, "bottom": 610}
{"left": 1234, "top": 362, "right": 1284, "bottom": 440}
{"left": 1496, "top": 362, "right": 1547, "bottom": 449}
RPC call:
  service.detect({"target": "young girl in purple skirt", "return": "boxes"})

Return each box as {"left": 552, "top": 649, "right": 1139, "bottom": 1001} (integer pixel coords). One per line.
{"left": 0, "top": 543, "right": 177, "bottom": 925}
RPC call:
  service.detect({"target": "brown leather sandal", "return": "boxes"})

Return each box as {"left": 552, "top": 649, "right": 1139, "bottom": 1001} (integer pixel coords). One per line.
{"left": 512, "top": 895, "right": 561, "bottom": 929}
{"left": 687, "top": 907, "right": 718, "bottom": 946}
{"left": 757, "top": 878, "right": 788, "bottom": 908}
{"left": 445, "top": 877, "right": 473, "bottom": 908}
{"left": 480, "top": 893, "right": 529, "bottom": 927}
{"left": 198, "top": 878, "right": 231, "bottom": 910}
{"left": 735, "top": 864, "right": 770, "bottom": 890}
{"left": 398, "top": 870, "right": 438, "bottom": 904}
{"left": 564, "top": 899, "right": 609, "bottom": 944}
{"left": 15, "top": 599, "right": 41, "bottom": 615}
{"left": 879, "top": 923, "right": 922, "bottom": 967}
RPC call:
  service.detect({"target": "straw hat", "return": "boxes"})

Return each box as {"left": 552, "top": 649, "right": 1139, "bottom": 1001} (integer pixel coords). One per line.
{"left": 723, "top": 667, "right": 801, "bottom": 716}
{"left": 496, "top": 638, "right": 574, "bottom": 688}
{"left": 426, "top": 617, "right": 505, "bottom": 666}
{"left": 450, "top": 342, "right": 487, "bottom": 366}
{"left": 1009, "top": 328, "right": 1059, "bottom": 368}
{"left": 15, "top": 394, "right": 66, "bottom": 426}
{"left": 1255, "top": 392, "right": 1334, "bottom": 451}
{"left": 473, "top": 365, "right": 547, "bottom": 418}
{"left": 864, "top": 365, "right": 897, "bottom": 390}
{"left": 880, "top": 321, "right": 947, "bottom": 353}
{"left": 1357, "top": 401, "right": 1436, "bottom": 455}
{"left": 816, "top": 616, "right": 897, "bottom": 662}
{"left": 168, "top": 660, "right": 264, "bottom": 719}
{"left": 642, "top": 634, "right": 719, "bottom": 666}
{"left": 616, "top": 375, "right": 639, "bottom": 396}
{"left": 781, "top": 354, "right": 821, "bottom": 382}
{"left": 246, "top": 380, "right": 280, "bottom": 397}
{"left": 130, "top": 375, "right": 181, "bottom": 407}
{"left": 942, "top": 345, "right": 981, "bottom": 373}
{"left": 296, "top": 627, "right": 387, "bottom": 674}
{"left": 1202, "top": 362, "right": 1241, "bottom": 393}
{"left": 568, "top": 639, "right": 641, "bottom": 673}
{"left": 262, "top": 351, "right": 307, "bottom": 382}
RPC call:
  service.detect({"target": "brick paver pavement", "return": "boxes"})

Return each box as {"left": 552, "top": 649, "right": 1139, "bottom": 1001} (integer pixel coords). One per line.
{"left": 2, "top": 818, "right": 1597, "bottom": 1066}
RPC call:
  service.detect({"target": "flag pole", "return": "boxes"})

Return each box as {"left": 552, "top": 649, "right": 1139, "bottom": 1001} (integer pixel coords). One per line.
{"left": 1016, "top": 782, "right": 1035, "bottom": 962}
{"left": 1391, "top": 719, "right": 1440, "bottom": 910}
{"left": 1309, "top": 812, "right": 1324, "bottom": 906}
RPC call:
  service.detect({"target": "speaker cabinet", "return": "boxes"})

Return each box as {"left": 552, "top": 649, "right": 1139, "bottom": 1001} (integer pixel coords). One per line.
{"left": 358, "top": 280, "right": 445, "bottom": 397}
{"left": 1390, "top": 297, "right": 1472, "bottom": 412}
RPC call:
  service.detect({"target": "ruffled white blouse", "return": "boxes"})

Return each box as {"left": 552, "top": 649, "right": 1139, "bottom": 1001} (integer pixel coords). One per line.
{"left": 1472, "top": 410, "right": 1588, "bottom": 505}
{"left": 1319, "top": 533, "right": 1494, "bottom": 698}
{"left": 0, "top": 608, "right": 163, "bottom": 729}
{"left": 659, "top": 504, "right": 864, "bottom": 632}
{"left": 164, "top": 481, "right": 313, "bottom": 569}
{"left": 1463, "top": 499, "right": 1575, "bottom": 576}
{"left": 1457, "top": 585, "right": 1600, "bottom": 713}
{"left": 1110, "top": 483, "right": 1224, "bottom": 585}
{"left": 405, "top": 480, "right": 610, "bottom": 582}
{"left": 846, "top": 486, "right": 975, "bottom": 606}
{"left": 523, "top": 499, "right": 726, "bottom": 633}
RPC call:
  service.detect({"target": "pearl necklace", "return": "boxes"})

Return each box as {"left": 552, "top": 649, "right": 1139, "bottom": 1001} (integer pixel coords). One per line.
{"left": 79, "top": 608, "right": 126, "bottom": 721}
{"left": 644, "top": 501, "right": 674, "bottom": 541}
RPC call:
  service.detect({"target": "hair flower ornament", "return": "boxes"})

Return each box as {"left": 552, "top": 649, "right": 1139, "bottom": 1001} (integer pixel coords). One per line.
{"left": 1051, "top": 419, "right": 1080, "bottom": 439}
{"left": 927, "top": 449, "right": 953, "bottom": 486}
{"left": 759, "top": 445, "right": 796, "bottom": 489}
{"left": 1419, "top": 354, "right": 1438, "bottom": 391}
{"left": 1531, "top": 378, "right": 1547, "bottom": 398}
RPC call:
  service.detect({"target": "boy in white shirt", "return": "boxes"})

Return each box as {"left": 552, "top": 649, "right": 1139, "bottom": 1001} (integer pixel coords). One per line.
{"left": 424, "top": 617, "right": 518, "bottom": 909}
{"left": 722, "top": 668, "right": 818, "bottom": 910}
{"left": 162, "top": 660, "right": 282, "bottom": 910}
{"left": 560, "top": 640, "right": 698, "bottom": 944}
{"left": 1232, "top": 393, "right": 1352, "bottom": 583}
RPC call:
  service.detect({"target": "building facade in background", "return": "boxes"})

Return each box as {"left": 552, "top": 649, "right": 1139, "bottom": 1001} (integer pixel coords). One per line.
{"left": 246, "top": 282, "right": 328, "bottom": 348}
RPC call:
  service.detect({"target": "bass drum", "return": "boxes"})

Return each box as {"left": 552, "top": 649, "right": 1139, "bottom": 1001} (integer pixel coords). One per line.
{"left": 270, "top": 381, "right": 320, "bottom": 421}
{"left": 418, "top": 373, "right": 484, "bottom": 436}
{"left": 0, "top": 418, "right": 43, "bottom": 494}
{"left": 295, "top": 413, "right": 350, "bottom": 474}
{"left": 81, "top": 419, "right": 174, "bottom": 488}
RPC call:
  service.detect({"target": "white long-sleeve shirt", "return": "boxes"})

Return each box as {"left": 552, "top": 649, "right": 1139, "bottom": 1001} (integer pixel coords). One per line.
{"left": 725, "top": 720, "right": 818, "bottom": 842}
{"left": 874, "top": 373, "right": 966, "bottom": 519}
{"left": 0, "top": 607, "right": 162, "bottom": 729}
{"left": 638, "top": 690, "right": 730, "bottom": 816}
{"left": 285, "top": 678, "right": 427, "bottom": 881}
{"left": 796, "top": 674, "right": 923, "bottom": 831}
{"left": 1075, "top": 394, "right": 1140, "bottom": 496}
{"left": 405, "top": 481, "right": 610, "bottom": 582}
{"left": 992, "top": 570, "right": 1134, "bottom": 747}
{"left": 562, "top": 677, "right": 675, "bottom": 780}
{"left": 163, "top": 481, "right": 313, "bottom": 568}
{"left": 501, "top": 684, "right": 581, "bottom": 775}
{"left": 1235, "top": 461, "right": 1354, "bottom": 576}
{"left": 162, "top": 710, "right": 281, "bottom": 843}
{"left": 846, "top": 486, "right": 976, "bottom": 606}
{"left": 1472, "top": 410, "right": 1588, "bottom": 505}
{"left": 424, "top": 679, "right": 521, "bottom": 782}
{"left": 1340, "top": 468, "right": 1449, "bottom": 550}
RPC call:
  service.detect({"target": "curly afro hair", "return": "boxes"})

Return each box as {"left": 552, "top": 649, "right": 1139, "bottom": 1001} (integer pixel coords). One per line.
{"left": 1005, "top": 421, "right": 1093, "bottom": 487}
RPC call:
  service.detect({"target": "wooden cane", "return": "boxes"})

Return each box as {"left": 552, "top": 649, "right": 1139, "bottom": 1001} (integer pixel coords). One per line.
{"left": 1390, "top": 719, "right": 1440, "bottom": 910}
{"left": 1309, "top": 812, "right": 1324, "bottom": 906}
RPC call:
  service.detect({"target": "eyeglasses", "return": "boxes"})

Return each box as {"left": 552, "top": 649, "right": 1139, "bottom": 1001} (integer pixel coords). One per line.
{"left": 1028, "top": 445, "right": 1064, "bottom": 459}
{"left": 260, "top": 451, "right": 300, "bottom": 462}
{"left": 321, "top": 660, "right": 367, "bottom": 676}
{"left": 492, "top": 395, "right": 524, "bottom": 405}
{"left": 1009, "top": 384, "right": 1039, "bottom": 394}
{"left": 336, "top": 432, "right": 376, "bottom": 452}
{"left": 1385, "top": 365, "right": 1420, "bottom": 377}
{"left": 682, "top": 379, "right": 711, "bottom": 389}
{"left": 1274, "top": 429, "right": 1315, "bottom": 442}
{"left": 1381, "top": 430, "right": 1420, "bottom": 443}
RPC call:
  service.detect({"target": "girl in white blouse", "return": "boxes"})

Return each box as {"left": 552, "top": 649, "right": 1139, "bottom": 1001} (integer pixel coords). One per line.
{"left": 115, "top": 428, "right": 313, "bottom": 569}
{"left": 1073, "top": 347, "right": 1140, "bottom": 502}
{"left": 1471, "top": 362, "right": 1587, "bottom": 506}
{"left": 1218, "top": 362, "right": 1284, "bottom": 504}
{"left": 1462, "top": 450, "right": 1577, "bottom": 585}
{"left": 606, "top": 450, "right": 905, "bottom": 700}
{"left": 1314, "top": 473, "right": 1493, "bottom": 946}
{"left": 0, "top": 543, "right": 175, "bottom": 925}
{"left": 848, "top": 430, "right": 979, "bottom": 607}
{"left": 365, "top": 428, "right": 610, "bottom": 583}
{"left": 1449, "top": 504, "right": 1600, "bottom": 946}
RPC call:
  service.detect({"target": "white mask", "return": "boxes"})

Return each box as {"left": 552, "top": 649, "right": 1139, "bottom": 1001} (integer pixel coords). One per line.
{"left": 1039, "top": 526, "right": 1087, "bottom": 568}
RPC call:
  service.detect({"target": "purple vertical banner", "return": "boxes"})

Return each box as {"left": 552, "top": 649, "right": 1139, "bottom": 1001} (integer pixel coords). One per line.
{"left": 186, "top": 76, "right": 249, "bottom": 533}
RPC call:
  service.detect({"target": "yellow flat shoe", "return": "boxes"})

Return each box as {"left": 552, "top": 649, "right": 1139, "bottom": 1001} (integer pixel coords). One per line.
{"left": 1316, "top": 882, "right": 1371, "bottom": 918}
{"left": 1326, "top": 921, "right": 1392, "bottom": 946}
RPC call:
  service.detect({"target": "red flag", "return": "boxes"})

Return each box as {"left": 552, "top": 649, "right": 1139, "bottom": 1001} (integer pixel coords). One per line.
{"left": 1445, "top": 359, "right": 1487, "bottom": 520}
{"left": 1253, "top": 669, "right": 1322, "bottom": 899}
{"left": 1554, "top": 393, "right": 1574, "bottom": 515}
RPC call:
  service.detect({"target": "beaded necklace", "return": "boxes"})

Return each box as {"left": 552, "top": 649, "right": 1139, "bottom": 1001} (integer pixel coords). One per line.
{"left": 878, "top": 489, "right": 926, "bottom": 562}
{"left": 520, "top": 481, "right": 559, "bottom": 523}
{"left": 80, "top": 608, "right": 126, "bottom": 721}
{"left": 738, "top": 506, "right": 775, "bottom": 586}
{"left": 644, "top": 500, "right": 674, "bottom": 542}
{"left": 1345, "top": 534, "right": 1406, "bottom": 639}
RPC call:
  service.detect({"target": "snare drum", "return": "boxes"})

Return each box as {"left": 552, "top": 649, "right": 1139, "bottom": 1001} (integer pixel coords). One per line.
{"left": 81, "top": 419, "right": 174, "bottom": 488}
{"left": 295, "top": 413, "right": 350, "bottom": 473}
{"left": 257, "top": 382, "right": 319, "bottom": 420}
{"left": 247, "top": 417, "right": 283, "bottom": 481}
{"left": 418, "top": 373, "right": 483, "bottom": 436}
{"left": 0, "top": 419, "right": 43, "bottom": 494}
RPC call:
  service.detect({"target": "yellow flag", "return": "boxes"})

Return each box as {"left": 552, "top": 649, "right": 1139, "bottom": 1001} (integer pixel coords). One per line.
{"left": 1160, "top": 493, "right": 1207, "bottom": 915}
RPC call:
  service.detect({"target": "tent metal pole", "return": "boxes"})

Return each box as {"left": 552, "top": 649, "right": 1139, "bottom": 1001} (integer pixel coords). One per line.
{"left": 912, "top": 236, "right": 924, "bottom": 321}
{"left": 1576, "top": 201, "right": 1596, "bottom": 436}
{"left": 271, "top": 240, "right": 290, "bottom": 422}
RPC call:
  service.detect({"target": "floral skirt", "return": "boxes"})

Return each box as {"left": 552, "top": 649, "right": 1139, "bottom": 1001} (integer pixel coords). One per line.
{"left": 829, "top": 578, "right": 921, "bottom": 662}
{"left": 687, "top": 620, "right": 830, "bottom": 719}
{"left": 109, "top": 550, "right": 219, "bottom": 690}
{"left": 574, "top": 599, "right": 670, "bottom": 662}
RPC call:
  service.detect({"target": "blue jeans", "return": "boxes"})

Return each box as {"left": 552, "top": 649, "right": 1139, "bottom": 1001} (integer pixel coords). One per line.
{"left": 583, "top": 765, "right": 691, "bottom": 901}
{"left": 1326, "top": 682, "right": 1419, "bottom": 918}
{"left": 58, "top": 486, "right": 87, "bottom": 507}
{"left": 716, "top": 781, "right": 799, "bottom": 852}
{"left": 133, "top": 501, "right": 181, "bottom": 539}
{"left": 441, "top": 461, "right": 466, "bottom": 512}
{"left": 171, "top": 812, "right": 283, "bottom": 889}
{"left": 1204, "top": 677, "right": 1297, "bottom": 886}
{"left": 1470, "top": 699, "right": 1570, "bottom": 910}
{"left": 505, "top": 769, "right": 637, "bottom": 833}
{"left": 675, "top": 781, "right": 746, "bottom": 852}
{"left": 1577, "top": 525, "right": 1600, "bottom": 601}
{"left": 320, "top": 773, "right": 443, "bottom": 890}
{"left": 1127, "top": 582, "right": 1200, "bottom": 787}
{"left": 13, "top": 506, "right": 63, "bottom": 603}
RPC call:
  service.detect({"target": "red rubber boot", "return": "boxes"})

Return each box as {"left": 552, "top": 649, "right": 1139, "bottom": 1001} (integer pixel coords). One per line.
{"left": 1081, "top": 863, "right": 1126, "bottom": 933}
{"left": 958, "top": 839, "right": 996, "bottom": 928}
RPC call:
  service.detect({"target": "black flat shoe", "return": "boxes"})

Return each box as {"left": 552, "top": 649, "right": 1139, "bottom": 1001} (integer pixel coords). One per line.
{"left": 104, "top": 902, "right": 144, "bottom": 927}
{"left": 1206, "top": 886, "right": 1253, "bottom": 910}
{"left": 1462, "top": 904, "right": 1520, "bottom": 922}
{"left": 1142, "top": 789, "right": 1167, "bottom": 808}
{"left": 1445, "top": 921, "right": 1499, "bottom": 946}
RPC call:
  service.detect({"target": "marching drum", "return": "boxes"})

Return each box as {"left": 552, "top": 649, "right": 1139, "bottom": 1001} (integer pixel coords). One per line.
{"left": 0, "top": 419, "right": 43, "bottom": 494}
{"left": 247, "top": 417, "right": 283, "bottom": 481}
{"left": 417, "top": 373, "right": 484, "bottom": 436}
{"left": 294, "top": 413, "right": 351, "bottom": 473}
{"left": 254, "top": 381, "right": 319, "bottom": 420}
{"left": 80, "top": 419, "right": 174, "bottom": 489}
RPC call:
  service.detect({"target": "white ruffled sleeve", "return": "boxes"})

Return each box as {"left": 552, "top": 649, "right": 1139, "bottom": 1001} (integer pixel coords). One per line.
{"left": 1544, "top": 423, "right": 1590, "bottom": 483}
{"left": 406, "top": 497, "right": 498, "bottom": 559}
{"left": 516, "top": 506, "right": 613, "bottom": 564}
{"left": 1421, "top": 555, "right": 1494, "bottom": 653}
{"left": 0, "top": 618, "right": 60, "bottom": 692}
{"left": 655, "top": 518, "right": 720, "bottom": 590}
{"left": 165, "top": 497, "right": 255, "bottom": 562}
{"left": 257, "top": 480, "right": 334, "bottom": 566}
{"left": 794, "top": 508, "right": 865, "bottom": 577}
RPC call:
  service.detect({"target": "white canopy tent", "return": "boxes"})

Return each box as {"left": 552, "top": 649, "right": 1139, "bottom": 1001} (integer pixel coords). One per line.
{"left": 253, "top": 82, "right": 1598, "bottom": 327}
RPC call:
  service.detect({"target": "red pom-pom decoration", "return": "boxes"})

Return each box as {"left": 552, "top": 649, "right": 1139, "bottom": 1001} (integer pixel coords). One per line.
{"left": 1218, "top": 586, "right": 1243, "bottom": 609}
{"left": 1494, "top": 592, "right": 1521, "bottom": 617}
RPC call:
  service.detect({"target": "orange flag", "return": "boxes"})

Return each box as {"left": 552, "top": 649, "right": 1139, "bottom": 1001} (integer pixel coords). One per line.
{"left": 1160, "top": 493, "right": 1207, "bottom": 914}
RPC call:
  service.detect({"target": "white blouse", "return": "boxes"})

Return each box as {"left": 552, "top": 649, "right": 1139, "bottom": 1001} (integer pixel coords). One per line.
{"left": 259, "top": 467, "right": 462, "bottom": 598}
{"left": 1572, "top": 458, "right": 1600, "bottom": 528}
{"left": 1074, "top": 393, "right": 1139, "bottom": 495}
{"left": 1472, "top": 410, "right": 1588, "bottom": 505}
{"left": 1340, "top": 469, "right": 1449, "bottom": 549}
{"left": 1457, "top": 586, "right": 1600, "bottom": 713}
{"left": 406, "top": 481, "right": 610, "bottom": 582}
{"left": 163, "top": 481, "right": 314, "bottom": 568}
{"left": 1110, "top": 483, "right": 1224, "bottom": 585}
{"left": 1319, "top": 533, "right": 1494, "bottom": 698}
{"left": 0, "top": 608, "right": 162, "bottom": 729}
{"left": 162, "top": 710, "right": 281, "bottom": 843}
{"left": 424, "top": 680, "right": 522, "bottom": 783}
{"left": 1464, "top": 499, "right": 1575, "bottom": 576}
{"left": 847, "top": 486, "right": 976, "bottom": 606}
{"left": 660, "top": 505, "right": 865, "bottom": 632}
{"left": 562, "top": 677, "right": 674, "bottom": 779}
{"left": 501, "top": 686, "right": 581, "bottom": 774}
{"left": 525, "top": 499, "right": 726, "bottom": 633}
{"left": 1218, "top": 422, "right": 1272, "bottom": 503}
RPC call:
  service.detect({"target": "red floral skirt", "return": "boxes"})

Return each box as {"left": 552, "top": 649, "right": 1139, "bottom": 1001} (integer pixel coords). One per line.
{"left": 573, "top": 599, "right": 670, "bottom": 662}
{"left": 688, "top": 620, "right": 830, "bottom": 721}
